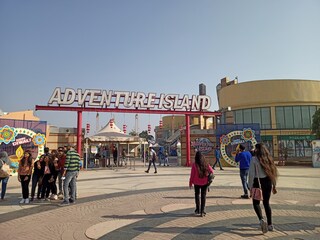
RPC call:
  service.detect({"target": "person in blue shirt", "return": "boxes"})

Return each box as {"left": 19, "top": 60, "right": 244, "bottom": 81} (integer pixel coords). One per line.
{"left": 213, "top": 145, "right": 224, "bottom": 170}
{"left": 235, "top": 144, "right": 252, "bottom": 199}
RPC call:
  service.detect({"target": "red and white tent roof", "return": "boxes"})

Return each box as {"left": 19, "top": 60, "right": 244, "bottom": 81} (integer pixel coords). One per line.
{"left": 88, "top": 119, "right": 139, "bottom": 142}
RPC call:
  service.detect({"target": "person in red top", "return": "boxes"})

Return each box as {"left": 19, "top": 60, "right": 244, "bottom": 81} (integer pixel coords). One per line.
{"left": 189, "top": 151, "right": 214, "bottom": 217}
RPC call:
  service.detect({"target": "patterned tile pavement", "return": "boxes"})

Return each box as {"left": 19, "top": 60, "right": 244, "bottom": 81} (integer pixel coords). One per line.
{"left": 0, "top": 163, "right": 319, "bottom": 240}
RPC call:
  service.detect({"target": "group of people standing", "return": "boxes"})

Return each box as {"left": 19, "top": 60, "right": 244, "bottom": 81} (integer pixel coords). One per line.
{"left": 0, "top": 145, "right": 80, "bottom": 206}
{"left": 189, "top": 142, "right": 278, "bottom": 234}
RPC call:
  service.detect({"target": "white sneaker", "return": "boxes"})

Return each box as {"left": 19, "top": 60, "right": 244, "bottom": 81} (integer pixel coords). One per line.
{"left": 25, "top": 198, "right": 30, "bottom": 204}
{"left": 19, "top": 199, "right": 25, "bottom": 204}
{"left": 51, "top": 194, "right": 58, "bottom": 200}
{"left": 260, "top": 219, "right": 268, "bottom": 234}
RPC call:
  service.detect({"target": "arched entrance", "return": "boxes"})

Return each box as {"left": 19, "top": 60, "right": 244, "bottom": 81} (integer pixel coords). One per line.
{"left": 35, "top": 87, "right": 221, "bottom": 166}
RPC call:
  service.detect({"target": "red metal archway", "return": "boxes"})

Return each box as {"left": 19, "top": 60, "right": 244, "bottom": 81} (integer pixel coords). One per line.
{"left": 35, "top": 105, "right": 221, "bottom": 166}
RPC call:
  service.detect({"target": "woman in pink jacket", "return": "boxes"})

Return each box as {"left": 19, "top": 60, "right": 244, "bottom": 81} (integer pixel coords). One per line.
{"left": 189, "top": 151, "right": 214, "bottom": 217}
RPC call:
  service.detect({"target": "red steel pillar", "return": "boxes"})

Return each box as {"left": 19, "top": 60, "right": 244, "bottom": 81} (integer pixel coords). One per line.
{"left": 77, "top": 111, "right": 83, "bottom": 157}
{"left": 185, "top": 114, "right": 191, "bottom": 167}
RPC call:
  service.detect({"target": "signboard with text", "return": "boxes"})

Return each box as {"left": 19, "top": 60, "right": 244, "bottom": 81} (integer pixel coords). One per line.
{"left": 48, "top": 88, "right": 211, "bottom": 111}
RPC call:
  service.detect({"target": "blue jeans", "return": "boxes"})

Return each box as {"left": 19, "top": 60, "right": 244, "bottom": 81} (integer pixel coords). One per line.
{"left": 63, "top": 171, "right": 78, "bottom": 202}
{"left": 0, "top": 177, "right": 9, "bottom": 199}
{"left": 240, "top": 169, "right": 249, "bottom": 195}
{"left": 213, "top": 158, "right": 223, "bottom": 169}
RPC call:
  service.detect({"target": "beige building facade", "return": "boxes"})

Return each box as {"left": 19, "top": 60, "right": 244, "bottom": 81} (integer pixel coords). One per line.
{"left": 217, "top": 78, "right": 319, "bottom": 160}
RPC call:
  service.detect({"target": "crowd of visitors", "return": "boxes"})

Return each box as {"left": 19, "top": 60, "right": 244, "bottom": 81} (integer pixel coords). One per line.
{"left": 0, "top": 145, "right": 81, "bottom": 205}
{"left": 1, "top": 141, "right": 279, "bottom": 233}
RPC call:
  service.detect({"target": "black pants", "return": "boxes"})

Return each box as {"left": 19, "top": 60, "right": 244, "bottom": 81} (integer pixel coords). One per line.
{"left": 252, "top": 177, "right": 273, "bottom": 225}
{"left": 31, "top": 174, "right": 42, "bottom": 199}
{"left": 20, "top": 175, "right": 31, "bottom": 199}
{"left": 50, "top": 173, "right": 58, "bottom": 195}
{"left": 194, "top": 184, "right": 208, "bottom": 214}
{"left": 41, "top": 174, "right": 51, "bottom": 199}
{"left": 146, "top": 159, "right": 157, "bottom": 172}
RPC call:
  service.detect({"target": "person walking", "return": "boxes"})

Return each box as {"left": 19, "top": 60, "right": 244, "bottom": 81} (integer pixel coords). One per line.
{"left": 145, "top": 145, "right": 157, "bottom": 174}
{"left": 164, "top": 150, "right": 169, "bottom": 166}
{"left": 121, "top": 148, "right": 127, "bottom": 166}
{"left": 189, "top": 151, "right": 214, "bottom": 217}
{"left": 213, "top": 145, "right": 224, "bottom": 170}
{"left": 235, "top": 144, "right": 252, "bottom": 199}
{"left": 60, "top": 146, "right": 80, "bottom": 205}
{"left": 18, "top": 150, "right": 34, "bottom": 204}
{"left": 248, "top": 143, "right": 278, "bottom": 233}
{"left": 113, "top": 146, "right": 118, "bottom": 166}
{"left": 0, "top": 151, "right": 12, "bottom": 201}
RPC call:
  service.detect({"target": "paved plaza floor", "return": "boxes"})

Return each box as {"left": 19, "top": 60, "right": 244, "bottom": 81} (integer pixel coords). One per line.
{"left": 0, "top": 162, "right": 320, "bottom": 240}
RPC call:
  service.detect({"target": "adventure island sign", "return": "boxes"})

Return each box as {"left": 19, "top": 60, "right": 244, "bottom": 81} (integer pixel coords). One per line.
{"left": 48, "top": 88, "right": 211, "bottom": 111}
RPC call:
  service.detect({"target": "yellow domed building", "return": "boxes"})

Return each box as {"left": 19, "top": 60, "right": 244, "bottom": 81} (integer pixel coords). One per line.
{"left": 217, "top": 77, "right": 319, "bottom": 162}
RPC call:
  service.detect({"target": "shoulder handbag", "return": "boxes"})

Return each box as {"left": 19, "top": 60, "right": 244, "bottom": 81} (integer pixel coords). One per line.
{"left": 207, "top": 171, "right": 215, "bottom": 192}
{"left": 251, "top": 163, "right": 263, "bottom": 201}
{"left": 0, "top": 160, "right": 10, "bottom": 178}
{"left": 207, "top": 172, "right": 215, "bottom": 186}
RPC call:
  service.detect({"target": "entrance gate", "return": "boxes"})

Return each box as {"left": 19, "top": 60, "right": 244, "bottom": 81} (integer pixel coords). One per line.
{"left": 35, "top": 88, "right": 221, "bottom": 166}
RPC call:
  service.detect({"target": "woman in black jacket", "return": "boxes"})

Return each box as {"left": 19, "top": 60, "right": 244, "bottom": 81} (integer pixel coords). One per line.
{"left": 40, "top": 155, "right": 56, "bottom": 200}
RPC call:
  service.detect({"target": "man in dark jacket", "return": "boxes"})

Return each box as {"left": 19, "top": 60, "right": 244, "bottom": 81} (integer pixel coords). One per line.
{"left": 31, "top": 147, "right": 49, "bottom": 201}
{"left": 235, "top": 144, "right": 252, "bottom": 199}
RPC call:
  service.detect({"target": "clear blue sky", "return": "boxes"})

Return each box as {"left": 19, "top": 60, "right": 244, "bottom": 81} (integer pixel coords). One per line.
{"left": 1, "top": 0, "right": 320, "bottom": 135}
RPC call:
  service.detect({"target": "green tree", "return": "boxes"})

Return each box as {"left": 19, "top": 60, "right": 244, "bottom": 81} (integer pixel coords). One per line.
{"left": 129, "top": 129, "right": 138, "bottom": 136}
{"left": 311, "top": 109, "right": 320, "bottom": 139}
{"left": 139, "top": 130, "right": 148, "bottom": 139}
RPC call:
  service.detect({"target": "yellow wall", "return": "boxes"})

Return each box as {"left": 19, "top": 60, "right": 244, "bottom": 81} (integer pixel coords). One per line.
{"left": 218, "top": 79, "right": 320, "bottom": 110}
{"left": 0, "top": 110, "right": 40, "bottom": 121}
{"left": 217, "top": 78, "right": 318, "bottom": 160}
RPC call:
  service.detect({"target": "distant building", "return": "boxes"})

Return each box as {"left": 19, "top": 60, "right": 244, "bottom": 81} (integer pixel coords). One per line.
{"left": 217, "top": 77, "right": 319, "bottom": 159}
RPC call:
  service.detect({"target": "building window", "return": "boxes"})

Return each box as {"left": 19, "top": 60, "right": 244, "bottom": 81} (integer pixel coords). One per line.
{"left": 293, "top": 106, "right": 302, "bottom": 128}
{"left": 301, "top": 106, "right": 310, "bottom": 128}
{"left": 234, "top": 107, "right": 271, "bottom": 129}
{"left": 261, "top": 108, "right": 271, "bottom": 129}
{"left": 243, "top": 109, "right": 252, "bottom": 123}
{"left": 252, "top": 108, "right": 260, "bottom": 125}
{"left": 276, "top": 106, "right": 317, "bottom": 129}
{"left": 276, "top": 107, "right": 285, "bottom": 129}
{"left": 284, "top": 107, "right": 294, "bottom": 129}
{"left": 235, "top": 110, "right": 243, "bottom": 124}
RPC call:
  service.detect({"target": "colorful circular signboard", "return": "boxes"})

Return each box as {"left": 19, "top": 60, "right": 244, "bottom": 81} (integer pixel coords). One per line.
{"left": 220, "top": 128, "right": 257, "bottom": 166}
{"left": 0, "top": 125, "right": 46, "bottom": 172}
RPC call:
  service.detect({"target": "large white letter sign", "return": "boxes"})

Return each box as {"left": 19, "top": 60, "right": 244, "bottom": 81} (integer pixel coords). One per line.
{"left": 47, "top": 87, "right": 212, "bottom": 111}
